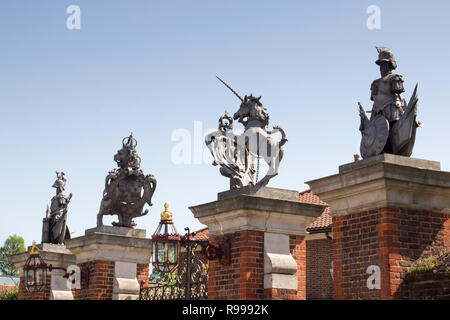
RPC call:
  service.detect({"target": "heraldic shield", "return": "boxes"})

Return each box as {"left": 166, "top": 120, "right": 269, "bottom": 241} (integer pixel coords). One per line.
{"left": 101, "top": 172, "right": 156, "bottom": 228}
{"left": 390, "top": 84, "right": 419, "bottom": 156}
{"left": 360, "top": 114, "right": 389, "bottom": 159}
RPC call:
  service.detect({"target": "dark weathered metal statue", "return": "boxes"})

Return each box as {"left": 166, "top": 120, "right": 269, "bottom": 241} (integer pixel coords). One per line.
{"left": 358, "top": 47, "right": 422, "bottom": 159}
{"left": 205, "top": 77, "right": 287, "bottom": 189}
{"left": 42, "top": 172, "right": 72, "bottom": 244}
{"left": 205, "top": 111, "right": 255, "bottom": 189}
{"left": 97, "top": 134, "right": 157, "bottom": 228}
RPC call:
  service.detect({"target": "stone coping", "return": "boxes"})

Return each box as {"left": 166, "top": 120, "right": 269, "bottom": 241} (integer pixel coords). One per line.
{"left": 338, "top": 154, "right": 440, "bottom": 174}
{"left": 85, "top": 225, "right": 147, "bottom": 238}
{"left": 65, "top": 231, "right": 152, "bottom": 250}
{"left": 218, "top": 186, "right": 299, "bottom": 201}
{"left": 64, "top": 232, "right": 152, "bottom": 264}
{"left": 10, "top": 244, "right": 76, "bottom": 271}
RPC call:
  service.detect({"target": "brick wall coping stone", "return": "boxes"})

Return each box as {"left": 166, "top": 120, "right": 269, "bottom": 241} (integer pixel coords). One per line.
{"left": 85, "top": 225, "right": 146, "bottom": 238}
{"left": 218, "top": 186, "right": 299, "bottom": 201}
{"left": 338, "top": 154, "right": 440, "bottom": 173}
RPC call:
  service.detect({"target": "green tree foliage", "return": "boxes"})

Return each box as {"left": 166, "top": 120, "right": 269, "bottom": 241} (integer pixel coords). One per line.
{"left": 148, "top": 267, "right": 177, "bottom": 285}
{"left": 0, "top": 234, "right": 26, "bottom": 277}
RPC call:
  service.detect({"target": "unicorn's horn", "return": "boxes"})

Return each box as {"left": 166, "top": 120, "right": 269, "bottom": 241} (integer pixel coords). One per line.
{"left": 216, "top": 76, "right": 244, "bottom": 102}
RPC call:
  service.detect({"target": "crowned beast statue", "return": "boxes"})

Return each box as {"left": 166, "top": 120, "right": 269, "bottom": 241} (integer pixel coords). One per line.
{"left": 358, "top": 47, "right": 422, "bottom": 159}
{"left": 205, "top": 77, "right": 287, "bottom": 189}
{"left": 97, "top": 134, "right": 157, "bottom": 228}
{"left": 42, "top": 172, "right": 72, "bottom": 244}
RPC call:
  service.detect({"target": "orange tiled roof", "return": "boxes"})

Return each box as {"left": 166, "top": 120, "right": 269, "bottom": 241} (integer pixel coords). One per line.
{"left": 192, "top": 227, "right": 209, "bottom": 241}
{"left": 299, "top": 189, "right": 332, "bottom": 233}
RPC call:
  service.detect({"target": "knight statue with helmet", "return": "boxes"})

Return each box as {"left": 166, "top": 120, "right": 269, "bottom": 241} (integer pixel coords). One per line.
{"left": 358, "top": 47, "right": 422, "bottom": 158}
{"left": 41, "top": 172, "right": 72, "bottom": 244}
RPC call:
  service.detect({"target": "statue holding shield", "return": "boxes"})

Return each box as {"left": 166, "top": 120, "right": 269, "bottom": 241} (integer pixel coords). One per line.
{"left": 42, "top": 172, "right": 72, "bottom": 244}
{"left": 358, "top": 47, "right": 422, "bottom": 159}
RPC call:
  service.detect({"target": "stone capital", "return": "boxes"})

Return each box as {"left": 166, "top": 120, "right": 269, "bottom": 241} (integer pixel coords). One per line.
{"left": 189, "top": 188, "right": 325, "bottom": 236}
{"left": 306, "top": 154, "right": 450, "bottom": 216}
{"left": 10, "top": 243, "right": 76, "bottom": 275}
{"left": 65, "top": 228, "right": 152, "bottom": 264}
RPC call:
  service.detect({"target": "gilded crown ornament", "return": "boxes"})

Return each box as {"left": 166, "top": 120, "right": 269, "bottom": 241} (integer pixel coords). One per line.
{"left": 160, "top": 203, "right": 173, "bottom": 221}
{"left": 29, "top": 241, "right": 39, "bottom": 255}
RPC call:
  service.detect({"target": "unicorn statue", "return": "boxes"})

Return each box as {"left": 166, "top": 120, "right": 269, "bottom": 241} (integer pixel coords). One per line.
{"left": 205, "top": 77, "right": 287, "bottom": 189}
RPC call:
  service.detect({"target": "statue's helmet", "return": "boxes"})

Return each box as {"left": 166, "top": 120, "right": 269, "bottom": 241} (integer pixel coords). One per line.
{"left": 375, "top": 46, "right": 397, "bottom": 70}
{"left": 52, "top": 172, "right": 66, "bottom": 190}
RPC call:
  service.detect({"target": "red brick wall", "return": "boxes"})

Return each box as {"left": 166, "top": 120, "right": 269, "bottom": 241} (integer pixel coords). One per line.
{"left": 137, "top": 263, "right": 149, "bottom": 288}
{"left": 208, "top": 231, "right": 308, "bottom": 300}
{"left": 306, "top": 238, "right": 333, "bottom": 299}
{"left": 263, "top": 288, "right": 298, "bottom": 299}
{"left": 74, "top": 260, "right": 115, "bottom": 300}
{"left": 388, "top": 207, "right": 449, "bottom": 299}
{"left": 332, "top": 206, "right": 449, "bottom": 300}
{"left": 18, "top": 274, "right": 51, "bottom": 300}
{"left": 208, "top": 231, "right": 264, "bottom": 300}
{"left": 290, "top": 235, "right": 306, "bottom": 299}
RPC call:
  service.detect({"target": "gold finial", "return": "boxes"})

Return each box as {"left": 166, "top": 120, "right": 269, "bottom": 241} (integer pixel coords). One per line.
{"left": 29, "top": 241, "right": 39, "bottom": 255}
{"left": 160, "top": 202, "right": 173, "bottom": 221}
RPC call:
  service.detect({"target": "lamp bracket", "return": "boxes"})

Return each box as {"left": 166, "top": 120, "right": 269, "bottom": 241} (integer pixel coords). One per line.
{"left": 200, "top": 234, "right": 232, "bottom": 265}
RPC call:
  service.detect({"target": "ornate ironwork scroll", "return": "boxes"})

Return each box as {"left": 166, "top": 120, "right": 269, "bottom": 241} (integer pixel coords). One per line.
{"left": 139, "top": 241, "right": 208, "bottom": 300}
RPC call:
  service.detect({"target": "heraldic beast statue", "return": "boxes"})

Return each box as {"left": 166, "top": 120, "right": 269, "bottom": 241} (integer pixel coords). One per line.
{"left": 205, "top": 77, "right": 287, "bottom": 189}
{"left": 42, "top": 172, "right": 72, "bottom": 244}
{"left": 97, "top": 134, "right": 157, "bottom": 228}
{"left": 358, "top": 47, "right": 422, "bottom": 159}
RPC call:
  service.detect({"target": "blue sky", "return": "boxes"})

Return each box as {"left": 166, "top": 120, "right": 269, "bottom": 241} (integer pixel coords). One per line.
{"left": 1, "top": 0, "right": 450, "bottom": 247}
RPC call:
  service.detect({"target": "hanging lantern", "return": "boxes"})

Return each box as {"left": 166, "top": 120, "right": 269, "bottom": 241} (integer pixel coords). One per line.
{"left": 23, "top": 241, "right": 48, "bottom": 293}
{"left": 151, "top": 203, "right": 181, "bottom": 273}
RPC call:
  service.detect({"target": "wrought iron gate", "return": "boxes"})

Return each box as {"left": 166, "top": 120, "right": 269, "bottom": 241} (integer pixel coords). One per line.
{"left": 139, "top": 239, "right": 208, "bottom": 300}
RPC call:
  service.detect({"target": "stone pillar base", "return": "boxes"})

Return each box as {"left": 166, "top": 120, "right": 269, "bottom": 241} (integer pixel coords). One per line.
{"left": 307, "top": 154, "right": 450, "bottom": 300}
{"left": 190, "top": 186, "right": 326, "bottom": 300}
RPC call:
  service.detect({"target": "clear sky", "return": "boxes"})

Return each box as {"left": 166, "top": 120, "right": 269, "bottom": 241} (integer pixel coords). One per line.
{"left": 1, "top": 0, "right": 450, "bottom": 247}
